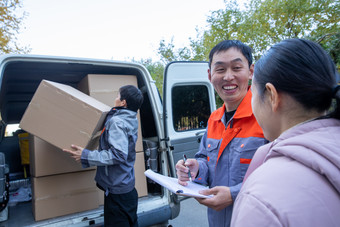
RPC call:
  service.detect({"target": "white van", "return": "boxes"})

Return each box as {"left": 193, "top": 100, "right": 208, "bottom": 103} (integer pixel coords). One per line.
{"left": 0, "top": 54, "right": 216, "bottom": 226}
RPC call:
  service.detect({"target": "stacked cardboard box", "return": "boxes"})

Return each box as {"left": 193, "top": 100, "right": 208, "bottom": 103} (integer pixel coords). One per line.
{"left": 29, "top": 135, "right": 95, "bottom": 177}
{"left": 32, "top": 170, "right": 99, "bottom": 221}
{"left": 134, "top": 152, "right": 147, "bottom": 197}
{"left": 78, "top": 74, "right": 138, "bottom": 108}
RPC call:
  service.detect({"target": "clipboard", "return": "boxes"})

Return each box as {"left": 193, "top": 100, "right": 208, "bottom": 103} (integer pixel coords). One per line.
{"left": 144, "top": 169, "right": 213, "bottom": 199}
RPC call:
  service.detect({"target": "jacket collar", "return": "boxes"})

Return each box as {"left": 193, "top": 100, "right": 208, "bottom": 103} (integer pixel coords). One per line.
{"left": 112, "top": 106, "right": 126, "bottom": 110}
{"left": 211, "top": 88, "right": 253, "bottom": 122}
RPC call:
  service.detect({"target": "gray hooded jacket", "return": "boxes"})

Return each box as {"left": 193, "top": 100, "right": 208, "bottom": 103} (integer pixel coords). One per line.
{"left": 81, "top": 107, "right": 138, "bottom": 195}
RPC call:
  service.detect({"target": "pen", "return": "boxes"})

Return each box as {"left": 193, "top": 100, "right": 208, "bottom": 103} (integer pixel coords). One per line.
{"left": 183, "top": 154, "right": 192, "bottom": 182}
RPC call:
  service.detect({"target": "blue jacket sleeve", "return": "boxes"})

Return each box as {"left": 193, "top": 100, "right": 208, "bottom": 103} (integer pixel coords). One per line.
{"left": 229, "top": 182, "right": 242, "bottom": 202}
{"left": 193, "top": 130, "right": 209, "bottom": 186}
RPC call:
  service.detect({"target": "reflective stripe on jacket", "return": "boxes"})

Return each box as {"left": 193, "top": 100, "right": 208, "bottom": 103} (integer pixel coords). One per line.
{"left": 194, "top": 89, "right": 267, "bottom": 227}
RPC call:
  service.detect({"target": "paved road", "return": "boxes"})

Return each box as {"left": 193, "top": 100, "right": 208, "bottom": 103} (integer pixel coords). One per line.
{"left": 168, "top": 197, "right": 209, "bottom": 227}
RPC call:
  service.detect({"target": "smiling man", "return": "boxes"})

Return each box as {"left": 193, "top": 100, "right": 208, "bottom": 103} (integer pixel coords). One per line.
{"left": 176, "top": 40, "right": 267, "bottom": 227}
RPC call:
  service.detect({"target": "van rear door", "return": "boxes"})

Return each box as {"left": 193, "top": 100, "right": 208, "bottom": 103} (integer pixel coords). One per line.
{"left": 163, "top": 61, "right": 216, "bottom": 178}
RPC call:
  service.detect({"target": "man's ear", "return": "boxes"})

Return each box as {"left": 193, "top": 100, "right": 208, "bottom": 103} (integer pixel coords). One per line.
{"left": 265, "top": 83, "right": 280, "bottom": 112}
{"left": 248, "top": 64, "right": 254, "bottom": 80}
{"left": 121, "top": 99, "right": 127, "bottom": 108}
{"left": 208, "top": 68, "right": 212, "bottom": 82}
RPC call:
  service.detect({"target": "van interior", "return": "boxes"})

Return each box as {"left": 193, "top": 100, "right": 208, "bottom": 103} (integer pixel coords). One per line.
{"left": 0, "top": 60, "right": 163, "bottom": 223}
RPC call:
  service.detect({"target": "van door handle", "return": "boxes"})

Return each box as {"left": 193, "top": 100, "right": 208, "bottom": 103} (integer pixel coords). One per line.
{"left": 195, "top": 131, "right": 205, "bottom": 143}
{"left": 195, "top": 131, "right": 205, "bottom": 137}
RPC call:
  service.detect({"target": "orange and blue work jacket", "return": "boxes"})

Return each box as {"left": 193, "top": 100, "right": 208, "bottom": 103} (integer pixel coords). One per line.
{"left": 194, "top": 89, "right": 267, "bottom": 227}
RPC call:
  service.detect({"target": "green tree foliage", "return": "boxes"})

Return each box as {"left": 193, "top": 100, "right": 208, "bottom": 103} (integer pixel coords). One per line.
{"left": 190, "top": 0, "right": 244, "bottom": 61}
{"left": 158, "top": 37, "right": 191, "bottom": 64}
{"left": 157, "top": 0, "right": 339, "bottom": 106}
{"left": 135, "top": 58, "right": 165, "bottom": 97}
{"left": 159, "top": 0, "right": 340, "bottom": 67}
{"left": 0, "top": 0, "right": 29, "bottom": 54}
{"left": 241, "top": 0, "right": 340, "bottom": 62}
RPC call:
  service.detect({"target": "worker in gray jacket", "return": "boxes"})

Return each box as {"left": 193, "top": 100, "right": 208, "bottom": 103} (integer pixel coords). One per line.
{"left": 64, "top": 85, "right": 143, "bottom": 227}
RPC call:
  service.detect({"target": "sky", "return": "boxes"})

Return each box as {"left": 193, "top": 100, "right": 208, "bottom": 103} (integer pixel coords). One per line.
{"left": 16, "top": 0, "right": 227, "bottom": 62}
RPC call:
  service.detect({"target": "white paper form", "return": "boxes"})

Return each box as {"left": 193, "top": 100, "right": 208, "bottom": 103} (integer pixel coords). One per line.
{"left": 144, "top": 169, "right": 213, "bottom": 199}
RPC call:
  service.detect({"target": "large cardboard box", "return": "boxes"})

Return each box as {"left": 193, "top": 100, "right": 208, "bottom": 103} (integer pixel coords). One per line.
{"left": 78, "top": 74, "right": 138, "bottom": 107}
{"left": 20, "top": 80, "right": 111, "bottom": 150}
{"left": 78, "top": 74, "right": 143, "bottom": 151}
{"left": 32, "top": 170, "right": 99, "bottom": 221}
{"left": 135, "top": 152, "right": 148, "bottom": 197}
{"left": 29, "top": 135, "right": 95, "bottom": 177}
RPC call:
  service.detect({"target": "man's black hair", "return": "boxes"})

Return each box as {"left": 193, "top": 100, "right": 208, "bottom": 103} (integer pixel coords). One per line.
{"left": 119, "top": 85, "right": 144, "bottom": 112}
{"left": 209, "top": 40, "right": 253, "bottom": 69}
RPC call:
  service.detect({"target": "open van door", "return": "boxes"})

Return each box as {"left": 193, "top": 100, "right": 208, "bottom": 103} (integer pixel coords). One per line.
{"left": 163, "top": 61, "right": 216, "bottom": 179}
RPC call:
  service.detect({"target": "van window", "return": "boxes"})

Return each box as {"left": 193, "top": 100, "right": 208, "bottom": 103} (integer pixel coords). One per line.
{"left": 172, "top": 85, "right": 210, "bottom": 132}
{"left": 5, "top": 124, "right": 20, "bottom": 137}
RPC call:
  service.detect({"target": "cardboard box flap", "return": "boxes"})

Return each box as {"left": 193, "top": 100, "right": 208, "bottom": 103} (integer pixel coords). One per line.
{"left": 42, "top": 80, "right": 111, "bottom": 113}
{"left": 78, "top": 74, "right": 138, "bottom": 91}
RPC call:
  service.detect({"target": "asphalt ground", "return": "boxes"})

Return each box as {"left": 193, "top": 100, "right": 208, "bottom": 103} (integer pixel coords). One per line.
{"left": 168, "top": 197, "right": 209, "bottom": 227}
